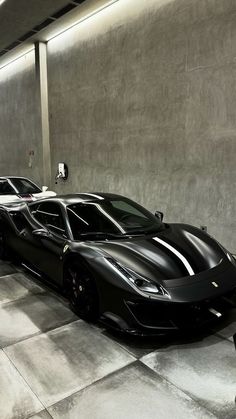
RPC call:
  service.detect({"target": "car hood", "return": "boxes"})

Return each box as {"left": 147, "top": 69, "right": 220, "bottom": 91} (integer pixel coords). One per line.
{"left": 93, "top": 223, "right": 227, "bottom": 283}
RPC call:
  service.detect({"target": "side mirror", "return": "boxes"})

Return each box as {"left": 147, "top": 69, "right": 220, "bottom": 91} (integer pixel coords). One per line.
{"left": 155, "top": 211, "right": 164, "bottom": 222}
{"left": 32, "top": 228, "right": 52, "bottom": 239}
{"left": 42, "top": 186, "right": 48, "bottom": 192}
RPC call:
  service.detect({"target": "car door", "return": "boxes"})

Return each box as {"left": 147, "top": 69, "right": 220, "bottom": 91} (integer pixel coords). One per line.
{"left": 6, "top": 210, "right": 39, "bottom": 260}
{"left": 28, "top": 201, "right": 68, "bottom": 285}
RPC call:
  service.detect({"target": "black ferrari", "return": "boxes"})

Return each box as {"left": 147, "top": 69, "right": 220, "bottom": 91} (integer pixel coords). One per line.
{"left": 0, "top": 193, "right": 235, "bottom": 335}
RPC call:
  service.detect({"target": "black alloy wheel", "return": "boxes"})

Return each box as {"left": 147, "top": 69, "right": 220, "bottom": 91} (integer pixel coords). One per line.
{"left": 65, "top": 260, "right": 99, "bottom": 321}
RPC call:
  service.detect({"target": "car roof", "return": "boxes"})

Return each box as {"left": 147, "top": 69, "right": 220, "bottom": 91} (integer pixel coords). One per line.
{"left": 31, "top": 193, "right": 127, "bottom": 206}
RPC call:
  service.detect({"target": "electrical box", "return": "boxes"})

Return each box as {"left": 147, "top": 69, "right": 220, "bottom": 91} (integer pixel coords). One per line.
{"left": 55, "top": 162, "right": 68, "bottom": 183}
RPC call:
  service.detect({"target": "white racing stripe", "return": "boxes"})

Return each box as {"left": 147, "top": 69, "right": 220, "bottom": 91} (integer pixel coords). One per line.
{"left": 153, "top": 237, "right": 195, "bottom": 276}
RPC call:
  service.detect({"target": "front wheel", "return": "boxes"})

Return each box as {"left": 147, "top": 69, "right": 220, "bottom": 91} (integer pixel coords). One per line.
{"left": 64, "top": 260, "right": 99, "bottom": 321}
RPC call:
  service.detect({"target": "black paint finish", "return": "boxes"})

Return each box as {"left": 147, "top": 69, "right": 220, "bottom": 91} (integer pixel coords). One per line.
{"left": 0, "top": 193, "right": 236, "bottom": 335}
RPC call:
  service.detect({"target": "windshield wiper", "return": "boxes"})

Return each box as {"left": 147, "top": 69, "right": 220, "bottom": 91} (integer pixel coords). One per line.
{"left": 79, "top": 231, "right": 124, "bottom": 240}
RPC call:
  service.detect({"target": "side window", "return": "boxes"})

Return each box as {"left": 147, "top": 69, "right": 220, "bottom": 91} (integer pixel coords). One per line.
{"left": 33, "top": 203, "right": 67, "bottom": 237}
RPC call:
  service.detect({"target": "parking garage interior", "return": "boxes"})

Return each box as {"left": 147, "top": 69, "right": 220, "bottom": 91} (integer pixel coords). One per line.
{"left": 0, "top": 0, "right": 236, "bottom": 418}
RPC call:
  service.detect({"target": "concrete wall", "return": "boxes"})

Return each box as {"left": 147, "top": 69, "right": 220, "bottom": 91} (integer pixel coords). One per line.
{"left": 1, "top": 0, "right": 236, "bottom": 251}
{"left": 46, "top": 0, "right": 236, "bottom": 251}
{"left": 0, "top": 50, "right": 43, "bottom": 185}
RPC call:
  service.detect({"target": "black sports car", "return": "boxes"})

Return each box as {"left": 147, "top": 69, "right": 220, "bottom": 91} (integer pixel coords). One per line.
{"left": 0, "top": 193, "right": 235, "bottom": 335}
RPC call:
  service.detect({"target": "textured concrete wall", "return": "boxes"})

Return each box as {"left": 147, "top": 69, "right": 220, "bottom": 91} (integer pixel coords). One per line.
{"left": 0, "top": 51, "right": 43, "bottom": 186}
{"left": 47, "top": 0, "right": 236, "bottom": 251}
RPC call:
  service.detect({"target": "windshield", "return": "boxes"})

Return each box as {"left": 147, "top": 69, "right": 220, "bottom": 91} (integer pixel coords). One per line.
{"left": 9, "top": 178, "right": 41, "bottom": 194}
{"left": 67, "top": 198, "right": 163, "bottom": 239}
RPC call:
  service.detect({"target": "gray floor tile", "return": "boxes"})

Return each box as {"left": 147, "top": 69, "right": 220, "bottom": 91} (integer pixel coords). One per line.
{"left": 0, "top": 272, "right": 45, "bottom": 305}
{"left": 102, "top": 327, "right": 214, "bottom": 359}
{"left": 5, "top": 320, "right": 135, "bottom": 407}
{"left": 0, "top": 349, "right": 43, "bottom": 419}
{"left": 48, "top": 362, "right": 214, "bottom": 419}
{"left": 141, "top": 334, "right": 236, "bottom": 418}
{"left": 0, "top": 261, "right": 18, "bottom": 276}
{"left": 0, "top": 293, "right": 77, "bottom": 347}
{"left": 102, "top": 329, "right": 173, "bottom": 358}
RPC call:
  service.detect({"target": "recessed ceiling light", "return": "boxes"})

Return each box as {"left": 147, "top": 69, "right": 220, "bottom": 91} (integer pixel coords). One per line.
{"left": 0, "top": 0, "right": 6, "bottom": 6}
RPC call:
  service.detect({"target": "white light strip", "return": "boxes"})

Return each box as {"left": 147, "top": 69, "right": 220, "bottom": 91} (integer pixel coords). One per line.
{"left": 21, "top": 263, "right": 42, "bottom": 278}
{"left": 0, "top": 0, "right": 6, "bottom": 6}
{"left": 47, "top": 0, "right": 119, "bottom": 42}
{"left": 0, "top": 47, "right": 35, "bottom": 71}
{"left": 153, "top": 237, "right": 195, "bottom": 276}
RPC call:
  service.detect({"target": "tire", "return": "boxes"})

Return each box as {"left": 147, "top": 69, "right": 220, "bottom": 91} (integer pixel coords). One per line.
{"left": 64, "top": 259, "right": 99, "bottom": 321}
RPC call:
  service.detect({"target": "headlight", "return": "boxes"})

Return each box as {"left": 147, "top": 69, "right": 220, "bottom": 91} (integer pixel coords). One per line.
{"left": 106, "top": 257, "right": 170, "bottom": 298}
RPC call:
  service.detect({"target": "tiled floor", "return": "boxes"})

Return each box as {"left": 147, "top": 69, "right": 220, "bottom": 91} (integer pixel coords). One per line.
{"left": 0, "top": 260, "right": 235, "bottom": 419}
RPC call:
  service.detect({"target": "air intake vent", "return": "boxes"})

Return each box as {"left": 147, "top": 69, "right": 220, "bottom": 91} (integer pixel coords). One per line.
{"left": 18, "top": 30, "right": 37, "bottom": 42}
{"left": 33, "top": 18, "right": 55, "bottom": 32}
{"left": 52, "top": 3, "right": 77, "bottom": 19}
{"left": 5, "top": 40, "right": 22, "bottom": 51}
{"left": 72, "top": 0, "right": 87, "bottom": 4}
{"left": 72, "top": 0, "right": 85, "bottom": 4}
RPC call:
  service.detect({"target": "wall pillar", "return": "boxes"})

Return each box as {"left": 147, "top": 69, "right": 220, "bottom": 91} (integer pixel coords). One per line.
{"left": 35, "top": 42, "right": 52, "bottom": 187}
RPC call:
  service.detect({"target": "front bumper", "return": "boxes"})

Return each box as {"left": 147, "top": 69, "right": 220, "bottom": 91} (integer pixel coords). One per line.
{"left": 98, "top": 258, "right": 236, "bottom": 336}
{"left": 123, "top": 288, "right": 236, "bottom": 335}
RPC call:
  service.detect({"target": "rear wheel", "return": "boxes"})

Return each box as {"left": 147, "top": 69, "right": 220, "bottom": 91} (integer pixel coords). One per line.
{"left": 64, "top": 260, "right": 99, "bottom": 321}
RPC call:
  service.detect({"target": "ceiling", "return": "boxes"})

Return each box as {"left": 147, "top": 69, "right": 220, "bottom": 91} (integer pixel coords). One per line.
{"left": 0, "top": 0, "right": 86, "bottom": 55}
